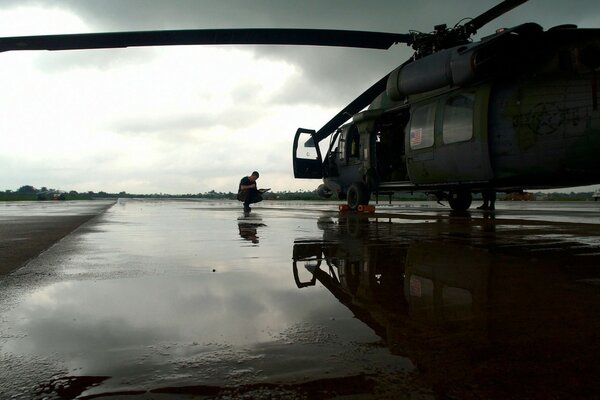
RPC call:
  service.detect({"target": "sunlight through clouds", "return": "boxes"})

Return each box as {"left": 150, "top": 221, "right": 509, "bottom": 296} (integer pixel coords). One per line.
{"left": 0, "top": 7, "right": 321, "bottom": 193}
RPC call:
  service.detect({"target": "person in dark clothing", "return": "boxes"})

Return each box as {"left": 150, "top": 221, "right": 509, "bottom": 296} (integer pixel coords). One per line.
{"left": 238, "top": 171, "right": 262, "bottom": 212}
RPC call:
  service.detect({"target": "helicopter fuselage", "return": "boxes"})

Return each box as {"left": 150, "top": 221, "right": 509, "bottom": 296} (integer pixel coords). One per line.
{"left": 293, "top": 24, "right": 600, "bottom": 210}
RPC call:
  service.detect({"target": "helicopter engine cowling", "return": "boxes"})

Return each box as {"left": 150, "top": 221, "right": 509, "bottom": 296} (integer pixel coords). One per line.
{"left": 387, "top": 23, "right": 544, "bottom": 100}
{"left": 386, "top": 46, "right": 478, "bottom": 100}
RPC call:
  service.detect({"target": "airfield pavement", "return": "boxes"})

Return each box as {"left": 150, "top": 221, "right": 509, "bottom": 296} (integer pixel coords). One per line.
{"left": 0, "top": 200, "right": 116, "bottom": 276}
{"left": 1, "top": 198, "right": 600, "bottom": 399}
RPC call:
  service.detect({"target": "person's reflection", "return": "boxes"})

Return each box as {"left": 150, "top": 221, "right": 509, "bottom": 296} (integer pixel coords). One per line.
{"left": 238, "top": 224, "right": 259, "bottom": 243}
{"left": 481, "top": 211, "right": 496, "bottom": 233}
{"left": 237, "top": 215, "right": 266, "bottom": 244}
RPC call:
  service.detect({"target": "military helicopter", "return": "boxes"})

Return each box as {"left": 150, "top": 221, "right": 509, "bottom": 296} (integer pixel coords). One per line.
{"left": 291, "top": 1, "right": 600, "bottom": 211}
{"left": 1, "top": 0, "right": 598, "bottom": 211}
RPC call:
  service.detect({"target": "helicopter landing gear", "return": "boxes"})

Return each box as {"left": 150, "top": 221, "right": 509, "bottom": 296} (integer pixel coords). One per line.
{"left": 347, "top": 182, "right": 370, "bottom": 211}
{"left": 448, "top": 190, "right": 472, "bottom": 212}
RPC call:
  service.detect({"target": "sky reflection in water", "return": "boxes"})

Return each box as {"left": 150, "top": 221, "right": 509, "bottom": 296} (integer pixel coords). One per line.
{"left": 0, "top": 199, "right": 410, "bottom": 397}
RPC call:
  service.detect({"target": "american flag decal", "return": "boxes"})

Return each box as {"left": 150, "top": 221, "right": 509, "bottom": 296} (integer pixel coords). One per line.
{"left": 410, "top": 128, "right": 422, "bottom": 146}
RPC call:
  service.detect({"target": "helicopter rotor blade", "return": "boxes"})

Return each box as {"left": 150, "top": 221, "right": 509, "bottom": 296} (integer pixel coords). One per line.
{"left": 313, "top": 73, "right": 389, "bottom": 144}
{"left": 464, "top": 0, "right": 529, "bottom": 35}
{"left": 0, "top": 29, "right": 413, "bottom": 53}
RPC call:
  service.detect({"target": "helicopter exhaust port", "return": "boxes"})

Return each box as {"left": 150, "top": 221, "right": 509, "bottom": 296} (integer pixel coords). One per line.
{"left": 316, "top": 184, "right": 333, "bottom": 199}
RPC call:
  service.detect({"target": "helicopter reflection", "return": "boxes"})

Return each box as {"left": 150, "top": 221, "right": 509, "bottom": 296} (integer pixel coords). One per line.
{"left": 292, "top": 215, "right": 600, "bottom": 399}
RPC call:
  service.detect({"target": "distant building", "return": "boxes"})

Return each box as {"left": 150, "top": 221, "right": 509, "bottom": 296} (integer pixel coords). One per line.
{"left": 593, "top": 190, "right": 600, "bottom": 201}
{"left": 37, "top": 190, "right": 66, "bottom": 201}
{"left": 504, "top": 192, "right": 534, "bottom": 201}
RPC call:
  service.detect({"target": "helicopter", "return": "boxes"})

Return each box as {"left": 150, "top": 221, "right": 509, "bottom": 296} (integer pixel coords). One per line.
{"left": 1, "top": 0, "right": 598, "bottom": 211}
{"left": 291, "top": 1, "right": 600, "bottom": 211}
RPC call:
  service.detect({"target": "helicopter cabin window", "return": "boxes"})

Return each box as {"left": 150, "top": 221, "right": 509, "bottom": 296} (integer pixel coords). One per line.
{"left": 442, "top": 93, "right": 474, "bottom": 144}
{"left": 347, "top": 125, "right": 360, "bottom": 159}
{"left": 339, "top": 134, "right": 346, "bottom": 160}
{"left": 409, "top": 103, "right": 436, "bottom": 150}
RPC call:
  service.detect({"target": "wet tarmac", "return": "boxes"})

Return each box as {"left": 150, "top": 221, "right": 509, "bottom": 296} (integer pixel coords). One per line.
{"left": 1, "top": 199, "right": 600, "bottom": 399}
{"left": 0, "top": 201, "right": 116, "bottom": 275}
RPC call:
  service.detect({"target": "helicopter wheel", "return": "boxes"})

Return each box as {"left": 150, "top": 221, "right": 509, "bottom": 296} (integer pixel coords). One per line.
{"left": 347, "top": 182, "right": 370, "bottom": 211}
{"left": 448, "top": 190, "right": 472, "bottom": 212}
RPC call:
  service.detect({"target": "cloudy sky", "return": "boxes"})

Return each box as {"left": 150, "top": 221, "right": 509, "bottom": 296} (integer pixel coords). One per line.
{"left": 1, "top": 0, "right": 599, "bottom": 194}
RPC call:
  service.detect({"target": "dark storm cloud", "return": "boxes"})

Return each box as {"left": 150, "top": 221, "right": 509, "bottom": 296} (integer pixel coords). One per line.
{"left": 7, "top": 1, "right": 598, "bottom": 33}
{"left": 254, "top": 45, "right": 408, "bottom": 107}
{"left": 6, "top": 0, "right": 597, "bottom": 108}
{"left": 4, "top": 0, "right": 599, "bottom": 120}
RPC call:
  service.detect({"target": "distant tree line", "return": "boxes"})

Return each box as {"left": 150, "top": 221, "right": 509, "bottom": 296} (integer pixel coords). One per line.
{"left": 1, "top": 185, "right": 597, "bottom": 202}
{"left": 1, "top": 186, "right": 429, "bottom": 201}
{"left": 532, "top": 191, "right": 596, "bottom": 201}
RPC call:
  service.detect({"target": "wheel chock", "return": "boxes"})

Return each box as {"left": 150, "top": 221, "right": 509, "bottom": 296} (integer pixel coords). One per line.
{"left": 357, "top": 204, "right": 375, "bottom": 213}
{"left": 339, "top": 204, "right": 375, "bottom": 213}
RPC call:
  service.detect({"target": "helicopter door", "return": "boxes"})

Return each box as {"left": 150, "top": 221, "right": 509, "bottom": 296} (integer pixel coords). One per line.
{"left": 406, "top": 91, "right": 493, "bottom": 184}
{"left": 293, "top": 128, "right": 323, "bottom": 179}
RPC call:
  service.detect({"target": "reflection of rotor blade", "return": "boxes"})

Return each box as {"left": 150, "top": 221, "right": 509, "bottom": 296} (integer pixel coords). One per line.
{"left": 313, "top": 73, "right": 389, "bottom": 144}
{"left": 0, "top": 29, "right": 413, "bottom": 53}
{"left": 465, "top": 0, "right": 529, "bottom": 35}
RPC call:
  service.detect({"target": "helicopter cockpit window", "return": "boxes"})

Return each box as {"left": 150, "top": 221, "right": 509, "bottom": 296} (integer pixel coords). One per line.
{"left": 409, "top": 103, "right": 436, "bottom": 150}
{"left": 442, "top": 93, "right": 474, "bottom": 144}
{"left": 296, "top": 132, "right": 320, "bottom": 161}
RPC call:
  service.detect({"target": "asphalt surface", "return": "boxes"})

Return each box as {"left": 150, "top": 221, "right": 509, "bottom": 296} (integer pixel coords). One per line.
{"left": 1, "top": 199, "right": 600, "bottom": 399}
{"left": 0, "top": 201, "right": 116, "bottom": 276}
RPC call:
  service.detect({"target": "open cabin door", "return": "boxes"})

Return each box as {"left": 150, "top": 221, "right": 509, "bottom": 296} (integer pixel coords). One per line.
{"left": 293, "top": 128, "right": 323, "bottom": 179}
